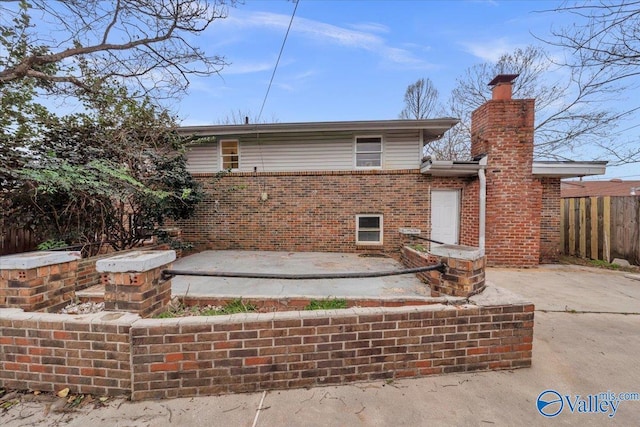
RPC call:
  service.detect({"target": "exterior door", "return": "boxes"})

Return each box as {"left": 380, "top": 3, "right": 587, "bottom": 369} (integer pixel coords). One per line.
{"left": 430, "top": 190, "right": 460, "bottom": 246}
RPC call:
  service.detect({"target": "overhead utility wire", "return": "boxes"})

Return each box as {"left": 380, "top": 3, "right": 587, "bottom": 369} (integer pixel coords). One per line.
{"left": 257, "top": 0, "right": 299, "bottom": 122}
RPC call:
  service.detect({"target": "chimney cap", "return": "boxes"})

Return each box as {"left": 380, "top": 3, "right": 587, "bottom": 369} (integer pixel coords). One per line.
{"left": 488, "top": 74, "right": 519, "bottom": 86}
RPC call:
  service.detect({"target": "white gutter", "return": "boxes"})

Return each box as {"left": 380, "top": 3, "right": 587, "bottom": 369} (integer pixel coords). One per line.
{"left": 478, "top": 156, "right": 488, "bottom": 250}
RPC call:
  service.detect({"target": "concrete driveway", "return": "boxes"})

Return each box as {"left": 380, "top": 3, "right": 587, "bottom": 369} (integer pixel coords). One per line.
{"left": 3, "top": 265, "right": 640, "bottom": 426}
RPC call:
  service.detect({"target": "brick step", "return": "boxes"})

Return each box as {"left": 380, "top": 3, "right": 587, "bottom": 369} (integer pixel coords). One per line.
{"left": 76, "top": 284, "right": 105, "bottom": 304}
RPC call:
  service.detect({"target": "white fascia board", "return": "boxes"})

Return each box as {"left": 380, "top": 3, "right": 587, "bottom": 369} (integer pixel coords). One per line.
{"left": 532, "top": 162, "right": 607, "bottom": 177}
{"left": 179, "top": 119, "right": 459, "bottom": 139}
{"left": 420, "top": 160, "right": 481, "bottom": 176}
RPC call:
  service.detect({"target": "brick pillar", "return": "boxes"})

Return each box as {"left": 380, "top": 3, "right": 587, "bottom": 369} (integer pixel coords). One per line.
{"left": 540, "top": 178, "right": 561, "bottom": 262}
{"left": 471, "top": 78, "right": 542, "bottom": 267}
{"left": 428, "top": 245, "right": 485, "bottom": 297}
{"left": 0, "top": 251, "right": 81, "bottom": 312}
{"left": 96, "top": 251, "right": 175, "bottom": 317}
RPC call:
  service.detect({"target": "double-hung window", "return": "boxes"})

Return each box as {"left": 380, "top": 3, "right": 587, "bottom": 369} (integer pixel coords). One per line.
{"left": 220, "top": 140, "right": 239, "bottom": 170}
{"left": 356, "top": 215, "right": 383, "bottom": 245}
{"left": 355, "top": 136, "right": 382, "bottom": 168}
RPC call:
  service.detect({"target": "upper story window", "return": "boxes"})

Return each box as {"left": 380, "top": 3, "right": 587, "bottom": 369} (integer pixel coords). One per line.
{"left": 355, "top": 136, "right": 382, "bottom": 168}
{"left": 220, "top": 140, "right": 239, "bottom": 170}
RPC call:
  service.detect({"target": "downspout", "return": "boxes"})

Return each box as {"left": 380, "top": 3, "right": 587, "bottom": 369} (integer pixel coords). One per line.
{"left": 478, "top": 155, "right": 488, "bottom": 250}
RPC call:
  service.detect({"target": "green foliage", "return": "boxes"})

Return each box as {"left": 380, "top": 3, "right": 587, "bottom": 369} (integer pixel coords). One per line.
{"left": 1, "top": 78, "right": 204, "bottom": 253}
{"left": 304, "top": 298, "right": 348, "bottom": 310}
{"left": 37, "top": 239, "right": 67, "bottom": 251}
{"left": 589, "top": 259, "right": 620, "bottom": 270}
{"left": 409, "top": 244, "right": 427, "bottom": 252}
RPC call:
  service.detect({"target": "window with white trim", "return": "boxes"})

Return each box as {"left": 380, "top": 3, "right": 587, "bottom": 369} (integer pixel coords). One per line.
{"left": 220, "top": 140, "right": 239, "bottom": 170}
{"left": 356, "top": 215, "right": 383, "bottom": 245}
{"left": 355, "top": 136, "right": 382, "bottom": 168}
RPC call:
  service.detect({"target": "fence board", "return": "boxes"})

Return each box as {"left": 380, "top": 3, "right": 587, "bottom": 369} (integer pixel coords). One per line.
{"left": 590, "top": 197, "right": 598, "bottom": 260}
{"left": 561, "top": 196, "right": 638, "bottom": 265}
{"left": 1, "top": 227, "right": 37, "bottom": 256}
{"left": 579, "top": 198, "right": 587, "bottom": 258}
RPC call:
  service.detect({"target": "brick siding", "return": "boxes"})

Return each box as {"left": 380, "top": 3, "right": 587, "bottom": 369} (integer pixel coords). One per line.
{"left": 177, "top": 170, "right": 478, "bottom": 257}
{"left": 540, "top": 178, "right": 561, "bottom": 263}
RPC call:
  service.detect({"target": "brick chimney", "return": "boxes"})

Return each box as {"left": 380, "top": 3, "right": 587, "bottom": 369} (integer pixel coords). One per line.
{"left": 470, "top": 74, "right": 542, "bottom": 267}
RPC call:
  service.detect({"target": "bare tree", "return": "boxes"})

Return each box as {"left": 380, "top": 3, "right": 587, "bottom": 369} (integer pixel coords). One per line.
{"left": 0, "top": 0, "right": 232, "bottom": 99}
{"left": 435, "top": 45, "right": 634, "bottom": 163}
{"left": 217, "top": 109, "right": 280, "bottom": 125}
{"left": 545, "top": 1, "right": 640, "bottom": 91}
{"left": 399, "top": 78, "right": 440, "bottom": 119}
{"left": 541, "top": 1, "right": 640, "bottom": 165}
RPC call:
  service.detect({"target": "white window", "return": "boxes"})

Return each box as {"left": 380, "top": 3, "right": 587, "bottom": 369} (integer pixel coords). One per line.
{"left": 220, "top": 140, "right": 239, "bottom": 170}
{"left": 356, "top": 215, "right": 383, "bottom": 245}
{"left": 355, "top": 136, "right": 382, "bottom": 168}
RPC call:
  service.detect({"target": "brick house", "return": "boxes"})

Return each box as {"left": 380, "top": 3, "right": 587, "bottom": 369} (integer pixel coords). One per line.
{"left": 177, "top": 75, "right": 606, "bottom": 267}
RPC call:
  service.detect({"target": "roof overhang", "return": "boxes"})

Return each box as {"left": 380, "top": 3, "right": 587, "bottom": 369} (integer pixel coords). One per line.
{"left": 421, "top": 159, "right": 608, "bottom": 178}
{"left": 420, "top": 156, "right": 487, "bottom": 177}
{"left": 532, "top": 161, "right": 607, "bottom": 178}
{"left": 179, "top": 118, "right": 459, "bottom": 142}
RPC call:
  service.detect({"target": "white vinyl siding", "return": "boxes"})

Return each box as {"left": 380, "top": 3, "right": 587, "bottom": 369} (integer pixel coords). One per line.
{"left": 184, "top": 130, "right": 423, "bottom": 173}
{"left": 356, "top": 215, "right": 383, "bottom": 245}
{"left": 384, "top": 130, "right": 422, "bottom": 169}
{"left": 241, "top": 135, "right": 353, "bottom": 172}
{"left": 185, "top": 143, "right": 218, "bottom": 173}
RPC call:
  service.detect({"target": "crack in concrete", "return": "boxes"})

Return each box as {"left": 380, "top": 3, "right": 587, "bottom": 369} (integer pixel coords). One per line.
{"left": 538, "top": 309, "right": 640, "bottom": 315}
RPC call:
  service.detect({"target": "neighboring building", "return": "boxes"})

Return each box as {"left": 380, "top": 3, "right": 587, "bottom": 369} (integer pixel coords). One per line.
{"left": 176, "top": 75, "right": 607, "bottom": 267}
{"left": 561, "top": 180, "right": 640, "bottom": 198}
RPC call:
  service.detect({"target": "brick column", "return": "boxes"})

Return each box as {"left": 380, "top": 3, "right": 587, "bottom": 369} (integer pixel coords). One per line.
{"left": 428, "top": 245, "right": 485, "bottom": 297}
{"left": 96, "top": 251, "right": 175, "bottom": 317}
{"left": 0, "top": 251, "right": 81, "bottom": 312}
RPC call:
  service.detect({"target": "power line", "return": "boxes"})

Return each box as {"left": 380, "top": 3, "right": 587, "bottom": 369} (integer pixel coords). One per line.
{"left": 257, "top": 0, "right": 299, "bottom": 122}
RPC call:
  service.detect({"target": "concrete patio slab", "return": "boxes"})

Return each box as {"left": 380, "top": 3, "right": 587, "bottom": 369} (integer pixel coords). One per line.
{"left": 170, "top": 250, "right": 430, "bottom": 299}
{"left": 487, "top": 264, "right": 640, "bottom": 313}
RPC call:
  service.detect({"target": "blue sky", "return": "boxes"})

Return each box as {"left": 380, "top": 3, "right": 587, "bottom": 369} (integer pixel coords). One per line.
{"left": 174, "top": 0, "right": 639, "bottom": 180}
{"left": 178, "top": 0, "right": 557, "bottom": 125}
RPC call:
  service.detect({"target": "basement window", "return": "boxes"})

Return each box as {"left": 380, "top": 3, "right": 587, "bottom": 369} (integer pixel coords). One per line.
{"left": 355, "top": 136, "right": 382, "bottom": 168}
{"left": 221, "top": 140, "right": 239, "bottom": 170}
{"left": 356, "top": 215, "right": 383, "bottom": 245}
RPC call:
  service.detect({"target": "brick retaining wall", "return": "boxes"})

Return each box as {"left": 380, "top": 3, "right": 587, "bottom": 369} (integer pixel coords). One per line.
{"left": 0, "top": 310, "right": 136, "bottom": 396}
{"left": 0, "top": 298, "right": 534, "bottom": 401}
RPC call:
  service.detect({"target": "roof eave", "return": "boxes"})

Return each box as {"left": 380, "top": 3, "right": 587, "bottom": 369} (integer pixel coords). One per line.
{"left": 178, "top": 118, "right": 459, "bottom": 141}
{"left": 420, "top": 159, "right": 482, "bottom": 177}
{"left": 532, "top": 161, "right": 608, "bottom": 178}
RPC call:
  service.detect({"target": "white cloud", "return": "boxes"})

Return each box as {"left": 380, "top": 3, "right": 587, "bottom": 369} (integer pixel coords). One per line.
{"left": 223, "top": 61, "right": 274, "bottom": 75}
{"left": 348, "top": 22, "right": 390, "bottom": 34}
{"left": 461, "top": 37, "right": 521, "bottom": 62}
{"left": 220, "top": 11, "right": 435, "bottom": 69}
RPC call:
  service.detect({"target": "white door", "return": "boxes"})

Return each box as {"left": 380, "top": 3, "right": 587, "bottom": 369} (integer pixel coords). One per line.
{"left": 430, "top": 190, "right": 460, "bottom": 246}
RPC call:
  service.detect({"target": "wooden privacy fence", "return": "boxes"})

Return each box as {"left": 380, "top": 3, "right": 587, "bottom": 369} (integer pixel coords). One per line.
{"left": 561, "top": 196, "right": 640, "bottom": 265}
{"left": 1, "top": 227, "right": 37, "bottom": 256}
